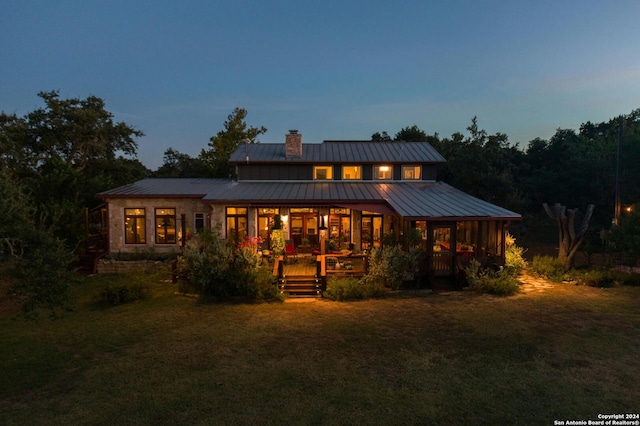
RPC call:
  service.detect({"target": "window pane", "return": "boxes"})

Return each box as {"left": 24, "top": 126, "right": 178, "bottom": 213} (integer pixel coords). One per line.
{"left": 125, "top": 208, "right": 145, "bottom": 244}
{"left": 155, "top": 208, "right": 176, "bottom": 244}
{"left": 402, "top": 166, "right": 421, "bottom": 180}
{"left": 195, "top": 213, "right": 205, "bottom": 232}
{"left": 314, "top": 166, "right": 332, "bottom": 180}
{"left": 374, "top": 165, "right": 392, "bottom": 180}
{"left": 342, "top": 166, "right": 361, "bottom": 180}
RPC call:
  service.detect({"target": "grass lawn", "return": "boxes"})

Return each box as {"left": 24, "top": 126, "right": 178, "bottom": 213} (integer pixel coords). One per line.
{"left": 1, "top": 270, "right": 639, "bottom": 425}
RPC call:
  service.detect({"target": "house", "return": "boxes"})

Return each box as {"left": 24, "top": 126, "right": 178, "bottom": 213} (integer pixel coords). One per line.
{"left": 98, "top": 131, "right": 520, "bottom": 288}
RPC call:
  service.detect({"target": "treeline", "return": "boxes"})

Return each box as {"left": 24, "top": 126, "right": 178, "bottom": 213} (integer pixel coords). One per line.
{"left": 1, "top": 91, "right": 639, "bottom": 313}
{"left": 371, "top": 114, "right": 640, "bottom": 230}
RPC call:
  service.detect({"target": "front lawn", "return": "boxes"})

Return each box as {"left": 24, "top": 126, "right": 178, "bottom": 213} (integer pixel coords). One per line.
{"left": 1, "top": 271, "right": 639, "bottom": 425}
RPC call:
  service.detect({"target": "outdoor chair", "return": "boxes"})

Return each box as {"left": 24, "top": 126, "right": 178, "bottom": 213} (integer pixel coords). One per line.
{"left": 284, "top": 240, "right": 298, "bottom": 263}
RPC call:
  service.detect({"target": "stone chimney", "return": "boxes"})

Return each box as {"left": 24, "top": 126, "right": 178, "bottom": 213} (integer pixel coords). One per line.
{"left": 285, "top": 130, "right": 302, "bottom": 158}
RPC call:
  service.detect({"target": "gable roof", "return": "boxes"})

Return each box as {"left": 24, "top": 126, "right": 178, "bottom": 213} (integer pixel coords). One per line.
{"left": 229, "top": 141, "right": 446, "bottom": 164}
{"left": 99, "top": 178, "right": 520, "bottom": 221}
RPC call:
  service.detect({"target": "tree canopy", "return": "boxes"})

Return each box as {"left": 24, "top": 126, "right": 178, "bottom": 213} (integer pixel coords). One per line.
{"left": 1, "top": 91, "right": 147, "bottom": 314}
{"left": 200, "top": 107, "right": 267, "bottom": 178}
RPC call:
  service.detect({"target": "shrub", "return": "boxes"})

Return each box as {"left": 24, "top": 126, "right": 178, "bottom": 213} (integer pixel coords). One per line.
{"left": 101, "top": 282, "right": 150, "bottom": 306}
{"left": 363, "top": 245, "right": 419, "bottom": 290}
{"left": 324, "top": 277, "right": 386, "bottom": 301}
{"left": 531, "top": 255, "right": 566, "bottom": 282}
{"left": 570, "top": 268, "right": 640, "bottom": 288}
{"left": 246, "top": 267, "right": 283, "bottom": 302}
{"left": 465, "top": 259, "right": 519, "bottom": 296}
{"left": 178, "top": 230, "right": 278, "bottom": 301}
{"left": 504, "top": 234, "right": 526, "bottom": 277}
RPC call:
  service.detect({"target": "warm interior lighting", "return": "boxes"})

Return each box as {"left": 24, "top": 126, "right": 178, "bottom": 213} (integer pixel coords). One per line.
{"left": 380, "top": 166, "right": 389, "bottom": 172}
{"left": 625, "top": 206, "right": 633, "bottom": 213}
{"left": 281, "top": 215, "right": 289, "bottom": 223}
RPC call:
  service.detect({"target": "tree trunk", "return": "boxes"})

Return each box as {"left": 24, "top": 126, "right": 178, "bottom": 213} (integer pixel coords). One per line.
{"left": 543, "top": 203, "right": 595, "bottom": 271}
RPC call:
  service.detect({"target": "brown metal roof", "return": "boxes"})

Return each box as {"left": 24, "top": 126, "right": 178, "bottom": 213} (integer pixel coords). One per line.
{"left": 229, "top": 141, "right": 446, "bottom": 164}
{"left": 98, "top": 179, "right": 520, "bottom": 221}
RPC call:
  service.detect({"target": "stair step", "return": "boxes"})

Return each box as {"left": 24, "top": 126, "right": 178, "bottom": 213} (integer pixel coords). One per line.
{"left": 280, "top": 276, "right": 324, "bottom": 298}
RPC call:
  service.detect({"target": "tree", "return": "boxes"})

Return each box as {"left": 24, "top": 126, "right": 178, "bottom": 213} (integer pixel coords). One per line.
{"left": 610, "top": 203, "right": 640, "bottom": 260}
{"left": 18, "top": 91, "right": 142, "bottom": 172}
{"left": 200, "top": 107, "right": 266, "bottom": 178}
{"left": 371, "top": 131, "right": 392, "bottom": 142}
{"left": 431, "top": 118, "right": 525, "bottom": 212}
{"left": 543, "top": 203, "right": 595, "bottom": 271}
{"left": 0, "top": 91, "right": 146, "bottom": 246}
{"left": 371, "top": 125, "right": 439, "bottom": 143}
{"left": 0, "top": 170, "right": 74, "bottom": 316}
{"left": 154, "top": 148, "right": 210, "bottom": 178}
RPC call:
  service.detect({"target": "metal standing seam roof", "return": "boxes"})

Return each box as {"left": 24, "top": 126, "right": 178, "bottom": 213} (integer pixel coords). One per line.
{"left": 228, "top": 141, "right": 446, "bottom": 164}
{"left": 98, "top": 178, "right": 521, "bottom": 220}
{"left": 96, "top": 178, "right": 231, "bottom": 198}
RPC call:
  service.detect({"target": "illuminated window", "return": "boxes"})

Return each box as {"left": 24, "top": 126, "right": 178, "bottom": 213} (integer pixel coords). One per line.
{"left": 342, "top": 165, "right": 361, "bottom": 180}
{"left": 258, "top": 208, "right": 279, "bottom": 240}
{"left": 402, "top": 165, "right": 421, "bottom": 180}
{"left": 226, "top": 207, "right": 248, "bottom": 243}
{"left": 314, "top": 166, "right": 333, "bottom": 180}
{"left": 124, "top": 208, "right": 146, "bottom": 244}
{"left": 155, "top": 208, "right": 176, "bottom": 244}
{"left": 374, "top": 165, "right": 393, "bottom": 180}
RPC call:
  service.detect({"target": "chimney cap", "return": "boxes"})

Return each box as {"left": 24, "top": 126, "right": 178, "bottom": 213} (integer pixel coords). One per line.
{"left": 288, "top": 129, "right": 298, "bottom": 134}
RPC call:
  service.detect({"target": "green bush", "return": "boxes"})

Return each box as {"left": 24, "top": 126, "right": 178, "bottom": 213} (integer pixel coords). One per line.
{"left": 324, "top": 277, "right": 386, "bottom": 301}
{"left": 363, "top": 246, "right": 419, "bottom": 290}
{"left": 570, "top": 268, "right": 640, "bottom": 287}
{"left": 465, "top": 259, "right": 519, "bottom": 296}
{"left": 178, "top": 230, "right": 278, "bottom": 301}
{"left": 246, "top": 267, "right": 283, "bottom": 302}
{"left": 101, "top": 282, "right": 150, "bottom": 306}
{"left": 504, "top": 234, "right": 526, "bottom": 277}
{"left": 531, "top": 255, "right": 566, "bottom": 282}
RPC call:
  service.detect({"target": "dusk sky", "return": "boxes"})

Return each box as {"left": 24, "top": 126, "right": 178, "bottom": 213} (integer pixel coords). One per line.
{"left": 2, "top": 0, "right": 639, "bottom": 169}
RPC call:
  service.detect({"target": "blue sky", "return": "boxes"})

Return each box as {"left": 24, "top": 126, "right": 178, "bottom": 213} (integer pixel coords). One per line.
{"left": 2, "top": 0, "right": 639, "bottom": 169}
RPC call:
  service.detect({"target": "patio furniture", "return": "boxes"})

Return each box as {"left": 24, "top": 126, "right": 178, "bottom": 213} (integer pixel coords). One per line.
{"left": 284, "top": 240, "right": 298, "bottom": 263}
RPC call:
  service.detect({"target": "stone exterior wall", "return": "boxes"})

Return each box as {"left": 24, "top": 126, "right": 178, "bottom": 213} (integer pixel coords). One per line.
{"left": 106, "top": 197, "right": 212, "bottom": 254}
{"left": 97, "top": 259, "right": 171, "bottom": 274}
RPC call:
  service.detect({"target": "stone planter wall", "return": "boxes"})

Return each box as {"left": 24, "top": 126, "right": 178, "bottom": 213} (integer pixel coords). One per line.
{"left": 97, "top": 259, "right": 170, "bottom": 274}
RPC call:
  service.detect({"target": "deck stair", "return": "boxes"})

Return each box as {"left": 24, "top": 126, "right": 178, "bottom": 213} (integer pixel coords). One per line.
{"left": 279, "top": 275, "right": 323, "bottom": 298}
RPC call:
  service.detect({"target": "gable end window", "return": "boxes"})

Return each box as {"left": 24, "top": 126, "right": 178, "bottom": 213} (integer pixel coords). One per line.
{"left": 342, "top": 166, "right": 361, "bottom": 180}
{"left": 402, "top": 166, "right": 421, "bottom": 180}
{"left": 314, "top": 166, "right": 333, "bottom": 180}
{"left": 155, "top": 208, "right": 177, "bottom": 244}
{"left": 125, "top": 208, "right": 146, "bottom": 244}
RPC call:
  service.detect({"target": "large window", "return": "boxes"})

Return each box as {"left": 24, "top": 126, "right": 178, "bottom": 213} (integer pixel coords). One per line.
{"left": 373, "top": 165, "right": 393, "bottom": 180}
{"left": 155, "top": 208, "right": 176, "bottom": 244}
{"left": 329, "top": 208, "right": 351, "bottom": 247}
{"left": 124, "top": 208, "right": 146, "bottom": 244}
{"left": 342, "top": 166, "right": 361, "bottom": 180}
{"left": 361, "top": 211, "right": 383, "bottom": 251}
{"left": 290, "top": 207, "right": 318, "bottom": 247}
{"left": 258, "top": 208, "right": 279, "bottom": 241}
{"left": 314, "top": 166, "right": 333, "bottom": 180}
{"left": 226, "top": 207, "right": 248, "bottom": 243}
{"left": 402, "top": 165, "right": 421, "bottom": 180}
